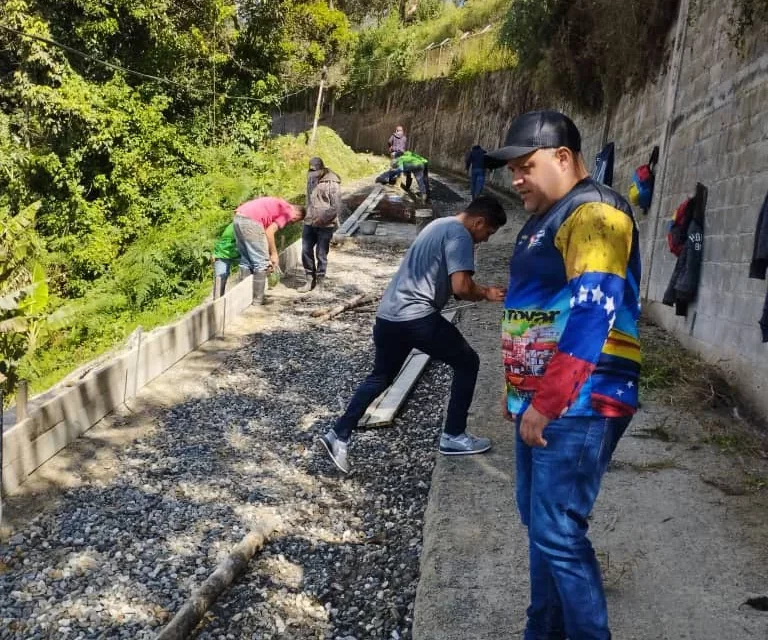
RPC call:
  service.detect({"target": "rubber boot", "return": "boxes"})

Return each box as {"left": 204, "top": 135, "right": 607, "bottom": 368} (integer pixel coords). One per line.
{"left": 252, "top": 270, "right": 267, "bottom": 304}
{"left": 297, "top": 274, "right": 315, "bottom": 294}
{"left": 314, "top": 275, "right": 326, "bottom": 294}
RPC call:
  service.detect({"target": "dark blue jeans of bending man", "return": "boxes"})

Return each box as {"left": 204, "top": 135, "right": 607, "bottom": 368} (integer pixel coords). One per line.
{"left": 334, "top": 314, "right": 479, "bottom": 441}
{"left": 516, "top": 414, "right": 631, "bottom": 640}
{"left": 471, "top": 169, "right": 485, "bottom": 199}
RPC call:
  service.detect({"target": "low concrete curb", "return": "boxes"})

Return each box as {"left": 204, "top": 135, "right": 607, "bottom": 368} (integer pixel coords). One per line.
{"left": 1, "top": 240, "right": 302, "bottom": 494}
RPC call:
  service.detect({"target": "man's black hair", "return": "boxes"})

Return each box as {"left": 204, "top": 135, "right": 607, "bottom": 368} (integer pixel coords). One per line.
{"left": 464, "top": 194, "right": 507, "bottom": 228}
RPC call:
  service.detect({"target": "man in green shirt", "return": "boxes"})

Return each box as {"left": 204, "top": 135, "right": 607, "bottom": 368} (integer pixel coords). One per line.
{"left": 212, "top": 222, "right": 240, "bottom": 294}
{"left": 395, "top": 150, "right": 431, "bottom": 203}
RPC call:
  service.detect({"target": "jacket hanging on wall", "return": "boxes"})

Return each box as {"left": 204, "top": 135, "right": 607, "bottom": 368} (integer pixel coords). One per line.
{"left": 592, "top": 142, "right": 615, "bottom": 187}
{"left": 748, "top": 191, "right": 768, "bottom": 342}
{"left": 663, "top": 183, "right": 707, "bottom": 317}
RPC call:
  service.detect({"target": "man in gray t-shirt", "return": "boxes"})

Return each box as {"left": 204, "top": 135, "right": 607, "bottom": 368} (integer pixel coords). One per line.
{"left": 377, "top": 216, "right": 477, "bottom": 321}
{"left": 321, "top": 196, "right": 508, "bottom": 474}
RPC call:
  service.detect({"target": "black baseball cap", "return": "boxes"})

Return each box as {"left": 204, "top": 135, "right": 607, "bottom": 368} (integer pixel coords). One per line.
{"left": 485, "top": 110, "right": 582, "bottom": 168}
{"left": 308, "top": 156, "right": 325, "bottom": 171}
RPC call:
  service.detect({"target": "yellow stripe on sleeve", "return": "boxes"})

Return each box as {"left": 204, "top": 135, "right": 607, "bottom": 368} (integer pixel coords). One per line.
{"left": 554, "top": 203, "right": 634, "bottom": 280}
{"left": 602, "top": 329, "right": 642, "bottom": 363}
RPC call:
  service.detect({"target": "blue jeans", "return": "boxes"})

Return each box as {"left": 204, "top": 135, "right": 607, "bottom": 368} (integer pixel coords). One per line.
{"left": 213, "top": 258, "right": 236, "bottom": 294}
{"left": 404, "top": 165, "right": 430, "bottom": 198}
{"left": 233, "top": 215, "right": 269, "bottom": 273}
{"left": 334, "top": 314, "right": 479, "bottom": 441}
{"left": 471, "top": 169, "right": 485, "bottom": 199}
{"left": 516, "top": 415, "right": 631, "bottom": 640}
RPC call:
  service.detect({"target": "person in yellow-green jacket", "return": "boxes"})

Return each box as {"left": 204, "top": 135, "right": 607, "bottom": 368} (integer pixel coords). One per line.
{"left": 212, "top": 222, "right": 240, "bottom": 294}
{"left": 395, "top": 150, "right": 431, "bottom": 203}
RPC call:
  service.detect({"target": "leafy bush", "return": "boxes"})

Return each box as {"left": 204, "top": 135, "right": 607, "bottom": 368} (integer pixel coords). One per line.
{"left": 0, "top": 203, "right": 48, "bottom": 392}
{"left": 415, "top": 0, "right": 444, "bottom": 22}
{"left": 345, "top": 0, "right": 514, "bottom": 86}
{"left": 19, "top": 127, "right": 387, "bottom": 394}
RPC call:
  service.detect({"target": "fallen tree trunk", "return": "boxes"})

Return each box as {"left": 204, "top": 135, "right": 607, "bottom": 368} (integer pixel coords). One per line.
{"left": 311, "top": 293, "right": 376, "bottom": 321}
{"left": 155, "top": 522, "right": 277, "bottom": 640}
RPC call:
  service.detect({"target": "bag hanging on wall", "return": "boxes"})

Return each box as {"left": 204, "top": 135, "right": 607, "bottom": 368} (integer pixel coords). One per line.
{"left": 667, "top": 197, "right": 694, "bottom": 257}
{"left": 628, "top": 145, "right": 660, "bottom": 214}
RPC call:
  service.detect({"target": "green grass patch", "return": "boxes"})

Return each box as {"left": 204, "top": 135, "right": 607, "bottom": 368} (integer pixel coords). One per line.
{"left": 348, "top": 0, "right": 515, "bottom": 85}
{"left": 20, "top": 127, "right": 387, "bottom": 396}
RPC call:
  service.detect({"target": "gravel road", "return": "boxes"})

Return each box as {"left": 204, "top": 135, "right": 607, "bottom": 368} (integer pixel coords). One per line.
{"left": 0, "top": 182, "right": 470, "bottom": 640}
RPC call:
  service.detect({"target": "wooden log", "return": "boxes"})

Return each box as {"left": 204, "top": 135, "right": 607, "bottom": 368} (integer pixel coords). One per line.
{"left": 312, "top": 293, "right": 376, "bottom": 322}
{"left": 155, "top": 522, "right": 277, "bottom": 640}
{"left": 350, "top": 304, "right": 377, "bottom": 313}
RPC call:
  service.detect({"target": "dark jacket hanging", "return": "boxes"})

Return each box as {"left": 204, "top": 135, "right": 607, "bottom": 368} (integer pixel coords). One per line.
{"left": 748, "top": 191, "right": 768, "bottom": 342}
{"left": 663, "top": 183, "right": 706, "bottom": 316}
{"left": 592, "top": 142, "right": 615, "bottom": 187}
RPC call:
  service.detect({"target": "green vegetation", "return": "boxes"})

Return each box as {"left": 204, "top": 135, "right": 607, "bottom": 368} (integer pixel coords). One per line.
{"left": 346, "top": 0, "right": 514, "bottom": 87}
{"left": 23, "top": 127, "right": 386, "bottom": 395}
{"left": 0, "top": 0, "right": 363, "bottom": 397}
{"left": 346, "top": 0, "right": 683, "bottom": 111}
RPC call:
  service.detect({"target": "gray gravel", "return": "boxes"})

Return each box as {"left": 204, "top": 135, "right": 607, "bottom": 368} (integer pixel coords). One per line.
{"left": 0, "top": 236, "right": 456, "bottom": 639}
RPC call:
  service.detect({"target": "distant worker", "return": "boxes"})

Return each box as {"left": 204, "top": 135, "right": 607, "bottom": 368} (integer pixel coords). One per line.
{"left": 299, "top": 157, "right": 343, "bottom": 294}
{"left": 212, "top": 222, "right": 240, "bottom": 295}
{"left": 320, "top": 195, "right": 508, "bottom": 474}
{"left": 465, "top": 143, "right": 487, "bottom": 199}
{"left": 396, "top": 150, "right": 431, "bottom": 203}
{"left": 388, "top": 124, "right": 407, "bottom": 159}
{"left": 233, "top": 196, "right": 306, "bottom": 279}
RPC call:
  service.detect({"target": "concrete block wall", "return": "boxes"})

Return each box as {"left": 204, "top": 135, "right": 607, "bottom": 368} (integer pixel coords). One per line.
{"left": 2, "top": 239, "right": 304, "bottom": 494}
{"left": 274, "top": 0, "right": 768, "bottom": 418}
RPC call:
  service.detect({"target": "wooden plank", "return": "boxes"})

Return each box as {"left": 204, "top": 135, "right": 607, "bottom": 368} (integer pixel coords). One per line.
{"left": 358, "top": 310, "right": 457, "bottom": 428}
{"left": 347, "top": 191, "right": 385, "bottom": 236}
{"left": 337, "top": 184, "right": 383, "bottom": 235}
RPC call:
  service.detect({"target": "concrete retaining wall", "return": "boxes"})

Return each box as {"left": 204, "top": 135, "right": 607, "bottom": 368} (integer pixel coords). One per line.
{"left": 274, "top": 0, "right": 768, "bottom": 419}
{"left": 1, "top": 239, "right": 302, "bottom": 494}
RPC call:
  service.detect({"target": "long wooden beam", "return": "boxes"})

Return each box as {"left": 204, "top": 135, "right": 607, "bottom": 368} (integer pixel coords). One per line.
{"left": 359, "top": 309, "right": 458, "bottom": 428}
{"left": 336, "top": 184, "right": 384, "bottom": 238}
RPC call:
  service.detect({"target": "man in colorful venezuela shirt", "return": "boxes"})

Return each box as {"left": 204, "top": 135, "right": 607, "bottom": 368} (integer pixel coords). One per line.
{"left": 486, "top": 110, "right": 641, "bottom": 640}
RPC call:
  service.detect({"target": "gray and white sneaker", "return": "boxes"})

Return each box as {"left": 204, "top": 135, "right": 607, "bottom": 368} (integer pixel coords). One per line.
{"left": 320, "top": 429, "right": 350, "bottom": 474}
{"left": 439, "top": 431, "right": 492, "bottom": 456}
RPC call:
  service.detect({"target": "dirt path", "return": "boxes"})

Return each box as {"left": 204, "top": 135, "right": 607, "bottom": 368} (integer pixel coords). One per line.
{"left": 414, "top": 186, "right": 768, "bottom": 640}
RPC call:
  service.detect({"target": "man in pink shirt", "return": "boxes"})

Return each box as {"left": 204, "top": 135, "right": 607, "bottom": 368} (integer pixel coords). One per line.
{"left": 233, "top": 197, "right": 305, "bottom": 274}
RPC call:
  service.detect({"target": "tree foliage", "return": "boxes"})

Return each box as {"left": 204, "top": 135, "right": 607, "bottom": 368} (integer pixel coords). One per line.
{"left": 0, "top": 201, "right": 48, "bottom": 392}
{"left": 0, "top": 0, "right": 354, "bottom": 389}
